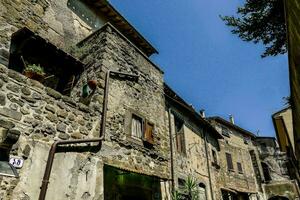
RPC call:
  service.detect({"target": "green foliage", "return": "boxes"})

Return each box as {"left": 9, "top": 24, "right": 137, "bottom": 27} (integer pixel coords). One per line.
{"left": 220, "top": 0, "right": 286, "bottom": 58}
{"left": 24, "top": 64, "right": 45, "bottom": 75}
{"left": 172, "top": 176, "right": 199, "bottom": 200}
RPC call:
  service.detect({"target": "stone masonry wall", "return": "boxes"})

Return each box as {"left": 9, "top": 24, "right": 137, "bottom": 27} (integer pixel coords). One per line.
{"left": 75, "top": 24, "right": 170, "bottom": 179}
{"left": 0, "top": 0, "right": 93, "bottom": 53}
{"left": 212, "top": 122, "right": 261, "bottom": 198}
{"left": 0, "top": 63, "right": 103, "bottom": 200}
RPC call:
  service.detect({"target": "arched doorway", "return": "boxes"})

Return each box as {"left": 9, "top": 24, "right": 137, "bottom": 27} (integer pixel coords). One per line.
{"left": 268, "top": 196, "right": 289, "bottom": 200}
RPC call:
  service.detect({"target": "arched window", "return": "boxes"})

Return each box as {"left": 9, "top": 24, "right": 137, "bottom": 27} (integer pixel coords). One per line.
{"left": 261, "top": 162, "right": 272, "bottom": 182}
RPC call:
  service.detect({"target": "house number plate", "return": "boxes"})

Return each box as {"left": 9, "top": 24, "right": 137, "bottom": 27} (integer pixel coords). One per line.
{"left": 9, "top": 157, "right": 24, "bottom": 168}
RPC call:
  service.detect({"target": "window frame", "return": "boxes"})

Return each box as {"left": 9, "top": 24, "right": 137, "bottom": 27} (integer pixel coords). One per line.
{"left": 237, "top": 162, "right": 243, "bottom": 174}
{"left": 131, "top": 113, "right": 144, "bottom": 140}
{"left": 128, "top": 111, "right": 155, "bottom": 146}
{"left": 225, "top": 152, "right": 234, "bottom": 172}
{"left": 174, "top": 115, "right": 186, "bottom": 155}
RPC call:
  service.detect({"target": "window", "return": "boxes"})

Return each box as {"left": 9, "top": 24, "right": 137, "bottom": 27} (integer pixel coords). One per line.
{"left": 8, "top": 28, "right": 84, "bottom": 96}
{"left": 237, "top": 162, "right": 243, "bottom": 174}
{"left": 131, "top": 114, "right": 154, "bottom": 145}
{"left": 226, "top": 153, "right": 234, "bottom": 171}
{"left": 131, "top": 114, "right": 143, "bottom": 139}
{"left": 174, "top": 116, "right": 185, "bottom": 154}
{"left": 67, "top": 0, "right": 105, "bottom": 30}
{"left": 261, "top": 162, "right": 272, "bottom": 182}
{"left": 212, "top": 149, "right": 218, "bottom": 164}
{"left": 222, "top": 126, "right": 230, "bottom": 137}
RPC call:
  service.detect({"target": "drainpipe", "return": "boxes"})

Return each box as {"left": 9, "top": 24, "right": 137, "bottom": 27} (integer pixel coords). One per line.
{"left": 204, "top": 128, "right": 214, "bottom": 200}
{"left": 168, "top": 108, "right": 175, "bottom": 193}
{"left": 38, "top": 70, "right": 138, "bottom": 200}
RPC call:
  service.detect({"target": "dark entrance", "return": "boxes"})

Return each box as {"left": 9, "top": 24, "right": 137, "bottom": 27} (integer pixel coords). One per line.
{"left": 104, "top": 165, "right": 161, "bottom": 200}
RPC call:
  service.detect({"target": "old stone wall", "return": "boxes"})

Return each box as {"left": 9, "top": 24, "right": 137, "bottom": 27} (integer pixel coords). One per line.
{"left": 0, "top": 0, "right": 94, "bottom": 54}
{"left": 0, "top": 21, "right": 171, "bottom": 199}
{"left": 74, "top": 23, "right": 170, "bottom": 179}
{"left": 0, "top": 63, "right": 103, "bottom": 200}
{"left": 211, "top": 121, "right": 261, "bottom": 198}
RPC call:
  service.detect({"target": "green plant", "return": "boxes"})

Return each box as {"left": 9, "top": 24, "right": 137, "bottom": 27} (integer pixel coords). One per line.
{"left": 24, "top": 64, "right": 45, "bottom": 75}
{"left": 172, "top": 176, "right": 199, "bottom": 200}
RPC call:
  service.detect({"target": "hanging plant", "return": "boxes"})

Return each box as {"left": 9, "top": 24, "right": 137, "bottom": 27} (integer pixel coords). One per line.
{"left": 23, "top": 64, "right": 45, "bottom": 82}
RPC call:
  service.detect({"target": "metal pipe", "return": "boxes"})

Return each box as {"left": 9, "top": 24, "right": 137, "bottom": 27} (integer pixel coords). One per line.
{"left": 38, "top": 70, "right": 138, "bottom": 200}
{"left": 204, "top": 129, "right": 214, "bottom": 200}
{"left": 168, "top": 108, "right": 175, "bottom": 193}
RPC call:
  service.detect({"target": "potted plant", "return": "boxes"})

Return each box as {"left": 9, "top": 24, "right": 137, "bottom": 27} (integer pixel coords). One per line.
{"left": 23, "top": 64, "right": 45, "bottom": 82}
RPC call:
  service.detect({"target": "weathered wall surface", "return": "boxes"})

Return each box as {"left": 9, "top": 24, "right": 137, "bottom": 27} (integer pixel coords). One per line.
{"left": 211, "top": 121, "right": 262, "bottom": 199}
{"left": 0, "top": 22, "right": 171, "bottom": 199}
{"left": 0, "top": 0, "right": 94, "bottom": 54}
{"left": 75, "top": 24, "right": 170, "bottom": 179}
{"left": 0, "top": 63, "right": 103, "bottom": 200}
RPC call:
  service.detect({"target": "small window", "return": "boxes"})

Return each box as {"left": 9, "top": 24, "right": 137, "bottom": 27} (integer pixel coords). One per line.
{"left": 131, "top": 114, "right": 143, "bottom": 139}
{"left": 212, "top": 149, "right": 218, "bottom": 164}
{"left": 226, "top": 153, "right": 234, "bottom": 171}
{"left": 222, "top": 126, "right": 230, "bottom": 137}
{"left": 174, "top": 116, "right": 185, "bottom": 155}
{"left": 237, "top": 162, "right": 243, "bottom": 174}
{"left": 131, "top": 114, "right": 154, "bottom": 145}
{"left": 261, "top": 162, "right": 272, "bottom": 182}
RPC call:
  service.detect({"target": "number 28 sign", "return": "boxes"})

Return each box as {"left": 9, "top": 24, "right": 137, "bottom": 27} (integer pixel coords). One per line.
{"left": 9, "top": 157, "right": 24, "bottom": 169}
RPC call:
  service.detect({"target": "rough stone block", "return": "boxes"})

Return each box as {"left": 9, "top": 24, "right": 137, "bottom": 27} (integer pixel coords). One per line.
{"left": 46, "top": 113, "right": 58, "bottom": 123}
{"left": 57, "top": 123, "right": 66, "bottom": 133}
{"left": 8, "top": 70, "right": 27, "bottom": 84}
{"left": 58, "top": 132, "right": 70, "bottom": 140}
{"left": 45, "top": 104, "right": 56, "bottom": 114}
{"left": 6, "top": 83, "right": 20, "bottom": 93}
{"left": 45, "top": 87, "right": 62, "bottom": 99}
{"left": 0, "top": 118, "right": 15, "bottom": 129}
{"left": 0, "top": 92, "right": 5, "bottom": 105}
{"left": 21, "top": 87, "right": 31, "bottom": 96}
{"left": 0, "top": 107, "right": 22, "bottom": 120}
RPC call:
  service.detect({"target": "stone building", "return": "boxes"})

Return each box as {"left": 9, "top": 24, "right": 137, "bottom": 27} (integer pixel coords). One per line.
{"left": 0, "top": 0, "right": 169, "bottom": 199}
{"left": 209, "top": 117, "right": 263, "bottom": 200}
{"left": 164, "top": 84, "right": 223, "bottom": 200}
{"left": 256, "top": 137, "right": 300, "bottom": 200}
{"left": 0, "top": 0, "right": 299, "bottom": 200}
{"left": 272, "top": 107, "right": 300, "bottom": 184}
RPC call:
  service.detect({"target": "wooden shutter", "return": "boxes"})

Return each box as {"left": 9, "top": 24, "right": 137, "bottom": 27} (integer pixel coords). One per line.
{"left": 143, "top": 122, "right": 154, "bottom": 144}
{"left": 176, "top": 133, "right": 182, "bottom": 153}
{"left": 226, "top": 153, "right": 234, "bottom": 171}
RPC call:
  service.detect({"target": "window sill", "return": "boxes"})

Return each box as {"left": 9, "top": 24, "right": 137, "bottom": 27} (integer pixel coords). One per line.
{"left": 127, "top": 136, "right": 143, "bottom": 146}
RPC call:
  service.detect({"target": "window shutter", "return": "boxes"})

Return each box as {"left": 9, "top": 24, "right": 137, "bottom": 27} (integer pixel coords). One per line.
{"left": 143, "top": 122, "right": 154, "bottom": 144}
{"left": 237, "top": 162, "right": 243, "bottom": 173}
{"left": 176, "top": 133, "right": 182, "bottom": 153}
{"left": 226, "top": 153, "right": 234, "bottom": 171}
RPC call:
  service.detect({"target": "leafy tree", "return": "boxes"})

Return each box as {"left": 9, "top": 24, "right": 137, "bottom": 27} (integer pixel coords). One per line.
{"left": 220, "top": 0, "right": 286, "bottom": 58}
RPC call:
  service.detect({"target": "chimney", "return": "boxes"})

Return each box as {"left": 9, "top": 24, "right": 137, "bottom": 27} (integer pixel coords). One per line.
{"left": 229, "top": 114, "right": 234, "bottom": 124}
{"left": 200, "top": 109, "right": 205, "bottom": 118}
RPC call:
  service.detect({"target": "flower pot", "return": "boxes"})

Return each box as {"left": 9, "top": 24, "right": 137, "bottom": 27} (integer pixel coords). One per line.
{"left": 87, "top": 80, "right": 97, "bottom": 90}
{"left": 23, "top": 71, "right": 45, "bottom": 82}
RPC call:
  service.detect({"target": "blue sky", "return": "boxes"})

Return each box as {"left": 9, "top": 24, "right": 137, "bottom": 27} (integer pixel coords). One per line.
{"left": 110, "top": 0, "right": 290, "bottom": 137}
